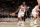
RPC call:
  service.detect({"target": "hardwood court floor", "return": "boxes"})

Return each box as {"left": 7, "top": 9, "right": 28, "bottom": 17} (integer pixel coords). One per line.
{"left": 0, "top": 18, "right": 40, "bottom": 27}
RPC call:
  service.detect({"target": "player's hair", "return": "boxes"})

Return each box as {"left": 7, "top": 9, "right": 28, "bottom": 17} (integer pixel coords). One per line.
{"left": 23, "top": 2, "right": 25, "bottom": 4}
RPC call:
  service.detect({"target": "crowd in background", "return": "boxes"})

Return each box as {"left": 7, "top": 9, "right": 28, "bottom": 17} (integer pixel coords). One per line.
{"left": 0, "top": 2, "right": 19, "bottom": 18}
{"left": 0, "top": 1, "right": 37, "bottom": 18}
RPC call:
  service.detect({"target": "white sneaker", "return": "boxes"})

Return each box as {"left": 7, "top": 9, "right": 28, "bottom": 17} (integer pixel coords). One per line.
{"left": 34, "top": 20, "right": 37, "bottom": 24}
{"left": 17, "top": 21, "right": 21, "bottom": 27}
{"left": 21, "top": 21, "right": 24, "bottom": 27}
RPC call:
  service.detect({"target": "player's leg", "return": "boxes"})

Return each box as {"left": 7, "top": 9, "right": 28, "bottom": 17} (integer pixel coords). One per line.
{"left": 30, "top": 12, "right": 37, "bottom": 26}
{"left": 17, "top": 13, "right": 22, "bottom": 27}
{"left": 22, "top": 15, "right": 25, "bottom": 21}
{"left": 22, "top": 12, "right": 27, "bottom": 22}
{"left": 36, "top": 14, "right": 40, "bottom": 24}
{"left": 31, "top": 12, "right": 37, "bottom": 24}
{"left": 21, "top": 13, "right": 24, "bottom": 27}
{"left": 32, "top": 12, "right": 36, "bottom": 21}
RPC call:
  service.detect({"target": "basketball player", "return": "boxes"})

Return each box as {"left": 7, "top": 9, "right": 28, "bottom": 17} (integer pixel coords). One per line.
{"left": 31, "top": 0, "right": 40, "bottom": 24}
{"left": 15, "top": 2, "right": 27, "bottom": 27}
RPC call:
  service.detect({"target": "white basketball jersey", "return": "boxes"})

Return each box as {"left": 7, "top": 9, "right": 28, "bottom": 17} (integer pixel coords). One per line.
{"left": 32, "top": 6, "right": 38, "bottom": 12}
{"left": 19, "top": 5, "right": 26, "bottom": 12}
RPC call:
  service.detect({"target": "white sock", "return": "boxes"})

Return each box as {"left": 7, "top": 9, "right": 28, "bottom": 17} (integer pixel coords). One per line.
{"left": 17, "top": 21, "right": 21, "bottom": 27}
{"left": 21, "top": 21, "right": 24, "bottom": 26}
{"left": 35, "top": 20, "right": 37, "bottom": 23}
{"left": 34, "top": 19, "right": 37, "bottom": 24}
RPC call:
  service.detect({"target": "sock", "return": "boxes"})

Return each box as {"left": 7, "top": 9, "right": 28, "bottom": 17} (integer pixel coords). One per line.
{"left": 34, "top": 19, "right": 37, "bottom": 24}
{"left": 21, "top": 21, "right": 24, "bottom": 26}
{"left": 17, "top": 21, "right": 21, "bottom": 26}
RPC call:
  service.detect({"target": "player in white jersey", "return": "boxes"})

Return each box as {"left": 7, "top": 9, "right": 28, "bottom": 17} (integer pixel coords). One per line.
{"left": 15, "top": 2, "right": 27, "bottom": 27}
{"left": 31, "top": 0, "right": 40, "bottom": 24}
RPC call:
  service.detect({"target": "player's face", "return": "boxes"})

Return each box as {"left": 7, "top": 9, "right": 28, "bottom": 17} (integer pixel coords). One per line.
{"left": 37, "top": 0, "right": 40, "bottom": 4}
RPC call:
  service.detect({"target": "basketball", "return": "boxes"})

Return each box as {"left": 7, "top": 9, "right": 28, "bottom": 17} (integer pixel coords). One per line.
{"left": 11, "top": 13, "right": 15, "bottom": 16}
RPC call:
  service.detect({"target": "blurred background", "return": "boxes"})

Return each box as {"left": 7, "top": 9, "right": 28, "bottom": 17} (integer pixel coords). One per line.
{"left": 0, "top": 0, "right": 40, "bottom": 27}
{"left": 0, "top": 0, "right": 37, "bottom": 18}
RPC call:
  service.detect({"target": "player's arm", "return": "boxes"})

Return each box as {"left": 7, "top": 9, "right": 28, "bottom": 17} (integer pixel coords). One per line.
{"left": 14, "top": 6, "right": 21, "bottom": 13}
